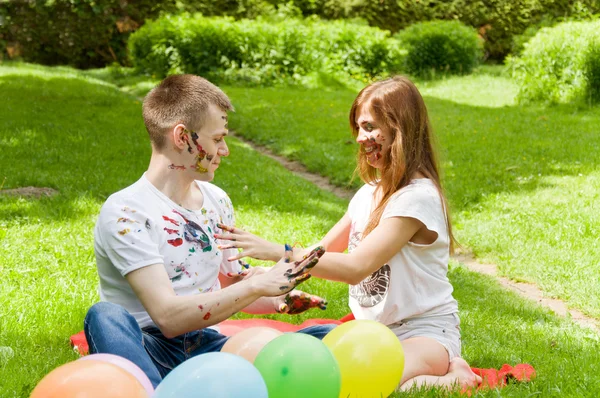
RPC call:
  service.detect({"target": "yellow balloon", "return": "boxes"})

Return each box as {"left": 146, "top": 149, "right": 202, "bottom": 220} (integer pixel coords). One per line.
{"left": 323, "top": 320, "right": 404, "bottom": 398}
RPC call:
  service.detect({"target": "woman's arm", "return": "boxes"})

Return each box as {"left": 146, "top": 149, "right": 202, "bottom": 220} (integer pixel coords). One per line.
{"left": 309, "top": 216, "right": 423, "bottom": 285}
{"left": 215, "top": 213, "right": 352, "bottom": 262}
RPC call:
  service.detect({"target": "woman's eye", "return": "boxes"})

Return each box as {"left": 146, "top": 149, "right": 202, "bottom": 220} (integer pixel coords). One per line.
{"left": 365, "top": 123, "right": 374, "bottom": 132}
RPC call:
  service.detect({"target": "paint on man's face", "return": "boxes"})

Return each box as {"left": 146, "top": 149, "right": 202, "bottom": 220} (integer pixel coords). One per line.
{"left": 182, "top": 134, "right": 193, "bottom": 154}
{"left": 188, "top": 131, "right": 210, "bottom": 173}
{"left": 168, "top": 164, "right": 186, "bottom": 170}
{"left": 191, "top": 132, "right": 207, "bottom": 160}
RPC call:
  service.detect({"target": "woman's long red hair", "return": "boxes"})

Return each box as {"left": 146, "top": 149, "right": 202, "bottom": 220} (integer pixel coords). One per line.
{"left": 349, "top": 76, "right": 455, "bottom": 251}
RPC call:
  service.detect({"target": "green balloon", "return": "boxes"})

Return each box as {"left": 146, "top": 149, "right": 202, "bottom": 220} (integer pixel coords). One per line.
{"left": 253, "top": 333, "right": 341, "bottom": 398}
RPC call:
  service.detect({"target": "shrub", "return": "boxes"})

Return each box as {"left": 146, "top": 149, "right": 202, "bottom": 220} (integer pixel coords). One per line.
{"left": 508, "top": 20, "right": 600, "bottom": 105}
{"left": 0, "top": 0, "right": 177, "bottom": 68}
{"left": 395, "top": 21, "right": 482, "bottom": 78}
{"left": 268, "top": 0, "right": 600, "bottom": 60}
{"left": 128, "top": 14, "right": 403, "bottom": 84}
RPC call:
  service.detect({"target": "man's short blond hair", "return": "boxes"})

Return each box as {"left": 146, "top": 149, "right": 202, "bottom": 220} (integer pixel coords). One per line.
{"left": 142, "top": 74, "right": 233, "bottom": 150}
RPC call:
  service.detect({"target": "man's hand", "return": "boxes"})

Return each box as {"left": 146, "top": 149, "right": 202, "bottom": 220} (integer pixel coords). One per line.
{"left": 250, "top": 245, "right": 325, "bottom": 297}
{"left": 275, "top": 290, "right": 328, "bottom": 314}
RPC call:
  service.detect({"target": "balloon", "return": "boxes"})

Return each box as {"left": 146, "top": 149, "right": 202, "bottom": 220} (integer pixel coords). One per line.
{"left": 253, "top": 333, "right": 341, "bottom": 398}
{"left": 79, "top": 353, "right": 154, "bottom": 395}
{"left": 221, "top": 327, "right": 283, "bottom": 363}
{"left": 30, "top": 360, "right": 148, "bottom": 398}
{"left": 322, "top": 320, "right": 405, "bottom": 398}
{"left": 153, "top": 352, "right": 268, "bottom": 398}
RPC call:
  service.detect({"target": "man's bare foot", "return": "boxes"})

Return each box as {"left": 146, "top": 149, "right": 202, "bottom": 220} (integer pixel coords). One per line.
{"left": 448, "top": 357, "right": 482, "bottom": 388}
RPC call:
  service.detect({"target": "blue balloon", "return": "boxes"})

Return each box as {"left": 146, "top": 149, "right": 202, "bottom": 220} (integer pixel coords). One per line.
{"left": 154, "top": 352, "right": 268, "bottom": 398}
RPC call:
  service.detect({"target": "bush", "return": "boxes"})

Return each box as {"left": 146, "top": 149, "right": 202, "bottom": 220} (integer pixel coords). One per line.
{"left": 395, "top": 21, "right": 482, "bottom": 78}
{"left": 267, "top": 0, "right": 600, "bottom": 60}
{"left": 508, "top": 20, "right": 600, "bottom": 105}
{"left": 0, "top": 0, "right": 177, "bottom": 68}
{"left": 128, "top": 14, "right": 403, "bottom": 84}
{"left": 0, "top": 0, "right": 280, "bottom": 68}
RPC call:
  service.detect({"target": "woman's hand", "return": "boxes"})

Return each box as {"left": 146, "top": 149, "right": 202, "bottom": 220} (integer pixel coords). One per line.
{"left": 250, "top": 245, "right": 325, "bottom": 297}
{"left": 275, "top": 290, "right": 328, "bottom": 314}
{"left": 216, "top": 223, "right": 283, "bottom": 262}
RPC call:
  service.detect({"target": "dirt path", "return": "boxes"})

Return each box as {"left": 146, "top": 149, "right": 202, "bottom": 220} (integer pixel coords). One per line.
{"left": 231, "top": 131, "right": 600, "bottom": 333}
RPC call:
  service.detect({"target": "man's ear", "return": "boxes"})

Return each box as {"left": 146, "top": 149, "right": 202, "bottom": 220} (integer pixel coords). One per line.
{"left": 171, "top": 124, "right": 189, "bottom": 153}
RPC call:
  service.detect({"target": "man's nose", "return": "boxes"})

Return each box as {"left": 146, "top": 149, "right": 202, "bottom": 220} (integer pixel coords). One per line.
{"left": 218, "top": 141, "right": 230, "bottom": 157}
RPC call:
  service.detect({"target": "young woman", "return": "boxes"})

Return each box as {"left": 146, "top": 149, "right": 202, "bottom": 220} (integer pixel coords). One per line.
{"left": 216, "top": 76, "right": 481, "bottom": 390}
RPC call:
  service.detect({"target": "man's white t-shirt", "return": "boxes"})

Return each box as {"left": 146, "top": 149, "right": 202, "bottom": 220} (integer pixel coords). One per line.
{"left": 94, "top": 175, "right": 242, "bottom": 329}
{"left": 348, "top": 179, "right": 458, "bottom": 326}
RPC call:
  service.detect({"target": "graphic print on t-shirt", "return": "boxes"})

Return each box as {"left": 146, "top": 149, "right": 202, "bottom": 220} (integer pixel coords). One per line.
{"left": 160, "top": 209, "right": 215, "bottom": 283}
{"left": 169, "top": 209, "right": 212, "bottom": 252}
{"left": 348, "top": 227, "right": 391, "bottom": 307}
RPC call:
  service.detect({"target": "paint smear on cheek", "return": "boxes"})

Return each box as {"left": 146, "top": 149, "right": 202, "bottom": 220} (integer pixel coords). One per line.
{"left": 194, "top": 157, "right": 208, "bottom": 173}
{"left": 191, "top": 133, "right": 207, "bottom": 160}
{"left": 168, "top": 164, "right": 186, "bottom": 170}
{"left": 182, "top": 135, "right": 193, "bottom": 154}
{"left": 366, "top": 136, "right": 383, "bottom": 164}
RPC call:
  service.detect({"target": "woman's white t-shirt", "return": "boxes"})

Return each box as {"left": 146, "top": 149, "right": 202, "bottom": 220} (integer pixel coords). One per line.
{"left": 94, "top": 175, "right": 242, "bottom": 329}
{"left": 348, "top": 179, "right": 458, "bottom": 326}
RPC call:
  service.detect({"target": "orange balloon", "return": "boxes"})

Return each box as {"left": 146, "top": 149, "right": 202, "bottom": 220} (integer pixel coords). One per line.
{"left": 221, "top": 327, "right": 283, "bottom": 363}
{"left": 30, "top": 360, "right": 148, "bottom": 398}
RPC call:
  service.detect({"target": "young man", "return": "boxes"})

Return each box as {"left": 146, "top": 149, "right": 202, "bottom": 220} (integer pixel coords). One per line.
{"left": 84, "top": 74, "right": 333, "bottom": 388}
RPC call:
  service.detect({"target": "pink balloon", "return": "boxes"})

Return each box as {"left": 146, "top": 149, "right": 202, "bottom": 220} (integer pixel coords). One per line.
{"left": 80, "top": 354, "right": 154, "bottom": 395}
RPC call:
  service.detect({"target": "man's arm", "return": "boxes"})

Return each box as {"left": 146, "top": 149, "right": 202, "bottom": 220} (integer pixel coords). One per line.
{"left": 127, "top": 264, "right": 263, "bottom": 338}
{"left": 126, "top": 247, "right": 323, "bottom": 338}
{"left": 219, "top": 269, "right": 278, "bottom": 314}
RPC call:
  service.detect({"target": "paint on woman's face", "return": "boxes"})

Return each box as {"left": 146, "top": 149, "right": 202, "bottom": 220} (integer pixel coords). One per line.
{"left": 365, "top": 136, "right": 383, "bottom": 165}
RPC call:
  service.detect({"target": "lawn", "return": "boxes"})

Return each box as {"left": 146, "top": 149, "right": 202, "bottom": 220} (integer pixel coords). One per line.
{"left": 223, "top": 67, "right": 600, "bottom": 321}
{"left": 1, "top": 63, "right": 599, "bottom": 397}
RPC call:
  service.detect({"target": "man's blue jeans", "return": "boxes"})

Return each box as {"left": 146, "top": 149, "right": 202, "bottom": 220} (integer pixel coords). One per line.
{"left": 84, "top": 302, "right": 338, "bottom": 388}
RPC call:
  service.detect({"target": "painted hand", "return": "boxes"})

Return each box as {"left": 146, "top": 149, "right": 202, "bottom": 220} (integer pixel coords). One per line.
{"left": 252, "top": 245, "right": 325, "bottom": 297}
{"left": 276, "top": 290, "right": 328, "bottom": 315}
{"left": 227, "top": 264, "right": 268, "bottom": 279}
{"left": 215, "top": 223, "right": 282, "bottom": 262}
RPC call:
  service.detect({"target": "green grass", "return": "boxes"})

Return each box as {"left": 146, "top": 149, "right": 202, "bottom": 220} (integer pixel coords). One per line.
{"left": 2, "top": 63, "right": 600, "bottom": 397}
{"left": 222, "top": 66, "right": 600, "bottom": 321}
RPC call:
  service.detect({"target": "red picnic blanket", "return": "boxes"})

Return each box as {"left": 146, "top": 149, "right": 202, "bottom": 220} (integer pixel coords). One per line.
{"left": 70, "top": 313, "right": 535, "bottom": 392}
